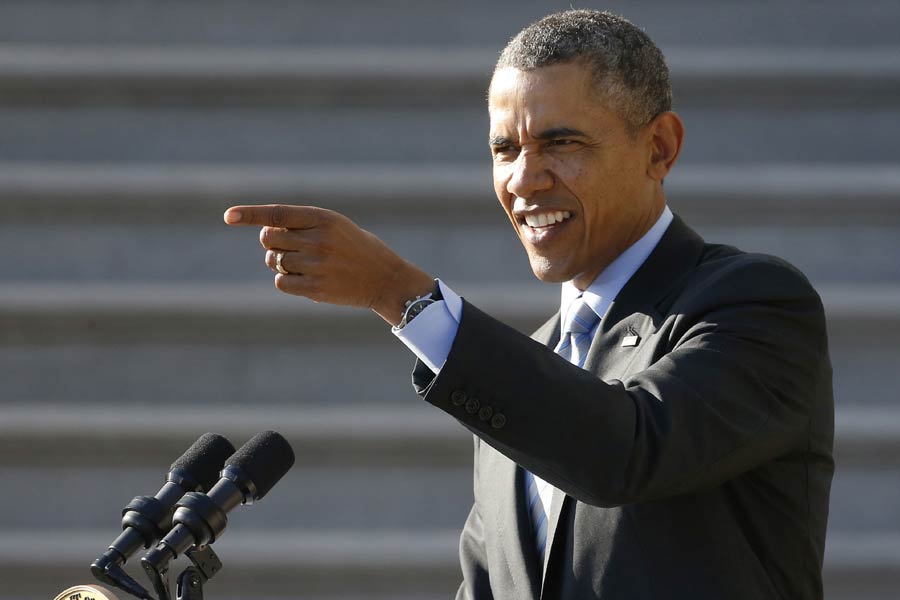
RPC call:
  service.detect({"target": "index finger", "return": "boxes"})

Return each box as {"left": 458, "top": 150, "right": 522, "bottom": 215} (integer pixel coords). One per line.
{"left": 224, "top": 204, "right": 321, "bottom": 229}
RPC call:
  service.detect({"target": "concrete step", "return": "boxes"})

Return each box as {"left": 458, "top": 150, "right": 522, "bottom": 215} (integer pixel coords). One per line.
{"left": 0, "top": 530, "right": 895, "bottom": 600}
{"left": 3, "top": 460, "right": 896, "bottom": 536}
{"left": 2, "top": 217, "right": 899, "bottom": 287}
{"left": 2, "top": 45, "right": 898, "bottom": 107}
{"left": 0, "top": 281, "right": 897, "bottom": 336}
{"left": 0, "top": 403, "right": 894, "bottom": 468}
{"left": 0, "top": 0, "right": 896, "bottom": 48}
{"left": 0, "top": 282, "right": 896, "bottom": 411}
{"left": 0, "top": 529, "right": 460, "bottom": 600}
{"left": 2, "top": 105, "right": 897, "bottom": 165}
{"left": 2, "top": 163, "right": 898, "bottom": 226}
{"left": 0, "top": 406, "right": 895, "bottom": 573}
{"left": 2, "top": 327, "right": 891, "bottom": 414}
{"left": 0, "top": 104, "right": 490, "bottom": 165}
{"left": 0, "top": 405, "right": 472, "bottom": 468}
{"left": 0, "top": 461, "right": 473, "bottom": 531}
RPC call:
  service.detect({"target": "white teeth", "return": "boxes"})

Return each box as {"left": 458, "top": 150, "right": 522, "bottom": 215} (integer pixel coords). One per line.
{"left": 524, "top": 211, "right": 572, "bottom": 228}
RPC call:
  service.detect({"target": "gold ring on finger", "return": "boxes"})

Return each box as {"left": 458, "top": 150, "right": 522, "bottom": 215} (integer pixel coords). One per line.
{"left": 275, "top": 251, "right": 289, "bottom": 275}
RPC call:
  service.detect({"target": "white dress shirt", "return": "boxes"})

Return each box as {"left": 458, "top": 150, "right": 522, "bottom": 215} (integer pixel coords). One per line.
{"left": 394, "top": 206, "right": 674, "bottom": 515}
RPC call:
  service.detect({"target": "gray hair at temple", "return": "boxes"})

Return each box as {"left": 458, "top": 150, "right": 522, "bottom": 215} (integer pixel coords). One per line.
{"left": 495, "top": 10, "right": 672, "bottom": 134}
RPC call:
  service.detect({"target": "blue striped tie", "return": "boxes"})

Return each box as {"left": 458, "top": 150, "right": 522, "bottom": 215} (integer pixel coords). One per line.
{"left": 525, "top": 295, "right": 600, "bottom": 564}
{"left": 554, "top": 295, "right": 601, "bottom": 368}
{"left": 524, "top": 469, "right": 548, "bottom": 559}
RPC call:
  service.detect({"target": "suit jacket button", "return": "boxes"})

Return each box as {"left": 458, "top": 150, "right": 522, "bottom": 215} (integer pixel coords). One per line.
{"left": 465, "top": 397, "right": 480, "bottom": 414}
{"left": 490, "top": 413, "right": 506, "bottom": 429}
{"left": 478, "top": 405, "right": 494, "bottom": 421}
{"left": 450, "top": 390, "right": 467, "bottom": 406}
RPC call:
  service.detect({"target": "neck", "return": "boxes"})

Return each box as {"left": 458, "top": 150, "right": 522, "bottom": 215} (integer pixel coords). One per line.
{"left": 572, "top": 199, "right": 666, "bottom": 291}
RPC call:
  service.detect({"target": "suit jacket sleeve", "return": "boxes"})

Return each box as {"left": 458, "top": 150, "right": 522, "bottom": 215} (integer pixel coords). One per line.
{"left": 414, "top": 256, "right": 832, "bottom": 508}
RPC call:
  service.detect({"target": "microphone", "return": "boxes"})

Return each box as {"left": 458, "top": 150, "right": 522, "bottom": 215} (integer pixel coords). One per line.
{"left": 90, "top": 433, "right": 236, "bottom": 595}
{"left": 141, "top": 431, "right": 295, "bottom": 572}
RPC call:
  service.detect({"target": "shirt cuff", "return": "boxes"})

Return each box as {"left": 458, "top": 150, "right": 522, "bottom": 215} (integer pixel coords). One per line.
{"left": 392, "top": 279, "right": 463, "bottom": 374}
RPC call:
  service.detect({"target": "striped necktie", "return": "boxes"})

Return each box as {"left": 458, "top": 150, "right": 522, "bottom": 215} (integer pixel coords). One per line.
{"left": 525, "top": 294, "right": 600, "bottom": 564}
{"left": 555, "top": 295, "right": 601, "bottom": 367}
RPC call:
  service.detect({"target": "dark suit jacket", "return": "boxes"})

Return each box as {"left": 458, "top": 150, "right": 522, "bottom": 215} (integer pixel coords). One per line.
{"left": 413, "top": 216, "right": 834, "bottom": 600}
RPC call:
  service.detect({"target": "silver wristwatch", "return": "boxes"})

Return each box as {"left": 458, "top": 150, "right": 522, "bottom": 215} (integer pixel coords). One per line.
{"left": 396, "top": 280, "right": 443, "bottom": 329}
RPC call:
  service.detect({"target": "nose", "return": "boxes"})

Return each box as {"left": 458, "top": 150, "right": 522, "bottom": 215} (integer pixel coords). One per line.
{"left": 506, "top": 151, "right": 553, "bottom": 199}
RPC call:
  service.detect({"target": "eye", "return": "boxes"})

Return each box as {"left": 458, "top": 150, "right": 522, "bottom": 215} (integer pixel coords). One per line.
{"left": 549, "top": 139, "right": 575, "bottom": 147}
{"left": 491, "top": 144, "right": 519, "bottom": 158}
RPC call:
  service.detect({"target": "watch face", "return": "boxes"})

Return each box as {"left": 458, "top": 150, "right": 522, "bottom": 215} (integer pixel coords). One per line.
{"left": 402, "top": 298, "right": 434, "bottom": 327}
{"left": 409, "top": 300, "right": 428, "bottom": 317}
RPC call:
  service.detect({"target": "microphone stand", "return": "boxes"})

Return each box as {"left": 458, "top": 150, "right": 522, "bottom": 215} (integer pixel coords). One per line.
{"left": 142, "top": 546, "right": 223, "bottom": 600}
{"left": 176, "top": 546, "right": 223, "bottom": 600}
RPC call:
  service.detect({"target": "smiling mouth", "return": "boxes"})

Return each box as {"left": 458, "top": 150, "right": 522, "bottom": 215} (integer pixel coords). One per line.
{"left": 521, "top": 210, "right": 572, "bottom": 230}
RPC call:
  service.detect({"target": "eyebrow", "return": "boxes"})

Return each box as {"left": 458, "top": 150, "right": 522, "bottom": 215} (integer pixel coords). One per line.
{"left": 535, "top": 126, "right": 588, "bottom": 140}
{"left": 489, "top": 126, "right": 588, "bottom": 146}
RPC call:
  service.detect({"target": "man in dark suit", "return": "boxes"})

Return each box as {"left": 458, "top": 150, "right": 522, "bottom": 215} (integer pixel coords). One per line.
{"left": 225, "top": 9, "right": 834, "bottom": 599}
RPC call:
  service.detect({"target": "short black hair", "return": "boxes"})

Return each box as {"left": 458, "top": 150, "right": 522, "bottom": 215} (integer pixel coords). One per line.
{"left": 495, "top": 10, "right": 672, "bottom": 132}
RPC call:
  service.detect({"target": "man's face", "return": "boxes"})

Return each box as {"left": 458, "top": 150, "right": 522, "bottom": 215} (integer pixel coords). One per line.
{"left": 488, "top": 62, "right": 658, "bottom": 289}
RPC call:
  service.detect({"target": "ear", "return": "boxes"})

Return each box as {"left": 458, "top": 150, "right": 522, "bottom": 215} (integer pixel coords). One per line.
{"left": 645, "top": 111, "right": 685, "bottom": 182}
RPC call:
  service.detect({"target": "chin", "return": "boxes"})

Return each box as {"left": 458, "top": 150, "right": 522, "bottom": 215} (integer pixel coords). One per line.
{"left": 528, "top": 257, "right": 571, "bottom": 284}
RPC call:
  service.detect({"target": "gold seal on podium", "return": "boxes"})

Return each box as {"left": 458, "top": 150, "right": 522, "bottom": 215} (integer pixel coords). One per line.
{"left": 54, "top": 585, "right": 120, "bottom": 600}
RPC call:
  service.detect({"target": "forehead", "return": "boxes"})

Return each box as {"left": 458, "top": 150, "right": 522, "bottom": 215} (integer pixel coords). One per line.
{"left": 488, "top": 63, "right": 618, "bottom": 134}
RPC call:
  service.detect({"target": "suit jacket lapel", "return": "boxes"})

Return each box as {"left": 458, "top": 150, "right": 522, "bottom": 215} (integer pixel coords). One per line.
{"left": 528, "top": 314, "right": 577, "bottom": 590}
{"left": 479, "top": 314, "right": 561, "bottom": 599}
{"left": 601, "top": 215, "right": 705, "bottom": 332}
{"left": 526, "top": 315, "right": 563, "bottom": 591}
{"left": 540, "top": 486, "right": 569, "bottom": 584}
{"left": 482, "top": 447, "right": 542, "bottom": 599}
{"left": 583, "top": 215, "right": 706, "bottom": 375}
{"left": 531, "top": 312, "right": 560, "bottom": 349}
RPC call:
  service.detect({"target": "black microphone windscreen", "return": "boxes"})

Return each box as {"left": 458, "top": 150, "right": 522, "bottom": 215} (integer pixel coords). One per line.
{"left": 170, "top": 433, "right": 237, "bottom": 491}
{"left": 225, "top": 430, "right": 295, "bottom": 499}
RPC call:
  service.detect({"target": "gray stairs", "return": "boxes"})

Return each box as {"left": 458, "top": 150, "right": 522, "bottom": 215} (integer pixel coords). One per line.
{"left": 1, "top": 1, "right": 899, "bottom": 599}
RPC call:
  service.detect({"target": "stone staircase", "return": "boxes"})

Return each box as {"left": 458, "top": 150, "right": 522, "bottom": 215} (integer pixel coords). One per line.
{"left": 1, "top": 1, "right": 899, "bottom": 599}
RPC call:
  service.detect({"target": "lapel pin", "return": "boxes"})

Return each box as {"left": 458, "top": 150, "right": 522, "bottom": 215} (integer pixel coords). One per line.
{"left": 621, "top": 326, "right": 641, "bottom": 347}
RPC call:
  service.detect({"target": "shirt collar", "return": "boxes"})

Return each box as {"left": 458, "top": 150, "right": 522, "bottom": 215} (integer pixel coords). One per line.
{"left": 560, "top": 205, "right": 674, "bottom": 322}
